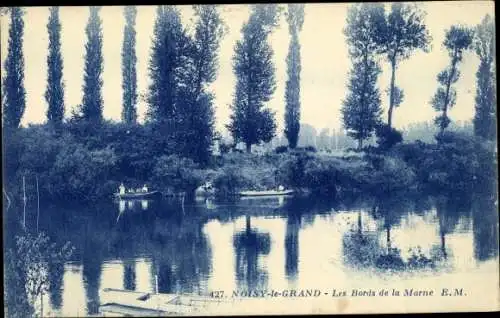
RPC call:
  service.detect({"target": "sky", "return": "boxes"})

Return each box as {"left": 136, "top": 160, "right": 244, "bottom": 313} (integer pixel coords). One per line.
{"left": 0, "top": 1, "right": 495, "bottom": 136}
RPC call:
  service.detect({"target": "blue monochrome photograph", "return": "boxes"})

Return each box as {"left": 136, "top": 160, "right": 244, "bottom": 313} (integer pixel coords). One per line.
{"left": 1, "top": 2, "right": 498, "bottom": 316}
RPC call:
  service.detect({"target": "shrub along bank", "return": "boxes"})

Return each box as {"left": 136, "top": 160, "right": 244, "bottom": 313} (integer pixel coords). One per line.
{"left": 3, "top": 123, "right": 496, "bottom": 205}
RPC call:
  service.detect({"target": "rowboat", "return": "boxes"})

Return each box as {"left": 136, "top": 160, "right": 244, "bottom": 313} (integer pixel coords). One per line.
{"left": 239, "top": 189, "right": 294, "bottom": 197}
{"left": 114, "top": 191, "right": 161, "bottom": 200}
{"left": 99, "top": 288, "right": 232, "bottom": 316}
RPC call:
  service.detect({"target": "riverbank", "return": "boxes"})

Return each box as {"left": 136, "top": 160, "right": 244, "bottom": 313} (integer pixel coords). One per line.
{"left": 2, "top": 123, "right": 497, "bottom": 206}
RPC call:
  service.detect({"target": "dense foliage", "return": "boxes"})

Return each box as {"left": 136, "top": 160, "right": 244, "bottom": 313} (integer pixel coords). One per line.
{"left": 473, "top": 14, "right": 496, "bottom": 141}
{"left": 121, "top": 6, "right": 138, "bottom": 124}
{"left": 2, "top": 7, "right": 26, "bottom": 130}
{"left": 284, "top": 4, "right": 305, "bottom": 149}
{"left": 227, "top": 4, "right": 280, "bottom": 152}
{"left": 373, "top": 3, "right": 431, "bottom": 128}
{"left": 146, "top": 5, "right": 224, "bottom": 163}
{"left": 80, "top": 6, "right": 104, "bottom": 123}
{"left": 45, "top": 7, "right": 65, "bottom": 127}
{"left": 342, "top": 4, "right": 383, "bottom": 149}
{"left": 5, "top": 231, "right": 74, "bottom": 318}
{"left": 1, "top": 5, "right": 496, "bottom": 208}
{"left": 431, "top": 25, "right": 474, "bottom": 133}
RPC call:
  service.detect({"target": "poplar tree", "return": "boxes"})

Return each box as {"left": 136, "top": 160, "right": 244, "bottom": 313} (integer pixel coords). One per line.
{"left": 45, "top": 6, "right": 65, "bottom": 127}
{"left": 81, "top": 6, "right": 104, "bottom": 123}
{"left": 431, "top": 25, "right": 474, "bottom": 134}
{"left": 146, "top": 5, "right": 188, "bottom": 124}
{"left": 375, "top": 3, "right": 431, "bottom": 128}
{"left": 121, "top": 6, "right": 138, "bottom": 124}
{"left": 191, "top": 5, "right": 225, "bottom": 98}
{"left": 341, "top": 4, "right": 383, "bottom": 150}
{"left": 227, "top": 4, "right": 280, "bottom": 153}
{"left": 2, "top": 7, "right": 26, "bottom": 130}
{"left": 177, "top": 5, "right": 225, "bottom": 162}
{"left": 284, "top": 4, "right": 305, "bottom": 149}
{"left": 473, "top": 15, "right": 496, "bottom": 140}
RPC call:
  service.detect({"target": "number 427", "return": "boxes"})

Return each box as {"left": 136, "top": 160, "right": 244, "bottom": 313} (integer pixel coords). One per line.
{"left": 210, "top": 290, "right": 224, "bottom": 298}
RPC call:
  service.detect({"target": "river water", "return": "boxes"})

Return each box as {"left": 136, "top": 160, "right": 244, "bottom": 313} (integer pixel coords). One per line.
{"left": 5, "top": 191, "right": 499, "bottom": 316}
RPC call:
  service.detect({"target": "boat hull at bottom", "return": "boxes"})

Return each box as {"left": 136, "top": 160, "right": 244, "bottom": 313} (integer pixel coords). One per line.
{"left": 239, "top": 190, "right": 294, "bottom": 197}
{"left": 99, "top": 288, "right": 232, "bottom": 316}
{"left": 114, "top": 191, "right": 161, "bottom": 200}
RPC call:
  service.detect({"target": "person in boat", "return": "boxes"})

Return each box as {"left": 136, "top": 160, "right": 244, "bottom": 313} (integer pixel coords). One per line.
{"left": 142, "top": 184, "right": 148, "bottom": 193}
{"left": 203, "top": 181, "right": 213, "bottom": 191}
{"left": 119, "top": 183, "right": 126, "bottom": 195}
{"left": 278, "top": 185, "right": 285, "bottom": 192}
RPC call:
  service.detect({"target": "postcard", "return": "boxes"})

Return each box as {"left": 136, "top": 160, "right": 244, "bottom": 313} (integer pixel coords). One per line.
{"left": 2, "top": 1, "right": 498, "bottom": 317}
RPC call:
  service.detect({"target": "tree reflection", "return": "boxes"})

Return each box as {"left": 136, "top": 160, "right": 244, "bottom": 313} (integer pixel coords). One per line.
{"left": 123, "top": 259, "right": 136, "bottom": 291}
{"left": 341, "top": 193, "right": 379, "bottom": 269}
{"left": 157, "top": 261, "right": 174, "bottom": 293}
{"left": 82, "top": 245, "right": 102, "bottom": 315}
{"left": 472, "top": 193, "right": 498, "bottom": 261}
{"left": 375, "top": 192, "right": 443, "bottom": 271}
{"left": 342, "top": 191, "right": 442, "bottom": 272}
{"left": 149, "top": 213, "right": 212, "bottom": 295}
{"left": 285, "top": 212, "right": 301, "bottom": 281}
{"left": 48, "top": 261, "right": 64, "bottom": 310}
{"left": 372, "top": 193, "right": 410, "bottom": 270}
{"left": 431, "top": 193, "right": 472, "bottom": 261}
{"left": 233, "top": 215, "right": 270, "bottom": 290}
{"left": 342, "top": 208, "right": 382, "bottom": 269}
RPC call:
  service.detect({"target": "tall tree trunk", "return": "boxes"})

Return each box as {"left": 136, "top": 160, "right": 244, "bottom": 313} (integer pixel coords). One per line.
{"left": 246, "top": 215, "right": 251, "bottom": 232}
{"left": 358, "top": 138, "right": 363, "bottom": 150}
{"left": 440, "top": 230, "right": 447, "bottom": 259}
{"left": 386, "top": 227, "right": 391, "bottom": 254}
{"left": 357, "top": 211, "right": 362, "bottom": 235}
{"left": 388, "top": 57, "right": 397, "bottom": 128}
{"left": 246, "top": 143, "right": 252, "bottom": 153}
{"left": 441, "top": 50, "right": 459, "bottom": 134}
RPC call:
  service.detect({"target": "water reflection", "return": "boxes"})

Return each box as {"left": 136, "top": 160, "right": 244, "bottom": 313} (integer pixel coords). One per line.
{"left": 233, "top": 215, "right": 270, "bottom": 290}
{"left": 149, "top": 211, "right": 212, "bottom": 294}
{"left": 48, "top": 262, "right": 64, "bottom": 310}
{"left": 141, "top": 200, "right": 149, "bottom": 211}
{"left": 118, "top": 200, "right": 125, "bottom": 214}
{"left": 6, "top": 190, "right": 497, "bottom": 316}
{"left": 82, "top": 253, "right": 101, "bottom": 315}
{"left": 284, "top": 212, "right": 300, "bottom": 281}
{"left": 374, "top": 193, "right": 413, "bottom": 270}
{"left": 472, "top": 195, "right": 498, "bottom": 261}
{"left": 123, "top": 259, "right": 136, "bottom": 291}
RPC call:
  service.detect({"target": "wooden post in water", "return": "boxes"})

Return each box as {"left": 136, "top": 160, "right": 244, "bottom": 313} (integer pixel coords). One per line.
{"left": 155, "top": 274, "right": 158, "bottom": 294}
{"left": 40, "top": 290, "right": 43, "bottom": 318}
{"left": 23, "top": 175, "right": 27, "bottom": 230}
{"left": 181, "top": 192, "right": 185, "bottom": 214}
{"left": 4, "top": 189, "right": 12, "bottom": 210}
{"left": 155, "top": 272, "right": 159, "bottom": 316}
{"left": 36, "top": 175, "right": 40, "bottom": 233}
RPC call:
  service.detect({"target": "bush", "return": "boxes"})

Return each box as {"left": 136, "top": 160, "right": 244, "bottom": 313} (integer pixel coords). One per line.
{"left": 354, "top": 154, "right": 417, "bottom": 194}
{"left": 274, "top": 145, "right": 288, "bottom": 154}
{"left": 48, "top": 143, "right": 119, "bottom": 201}
{"left": 303, "top": 157, "right": 339, "bottom": 194}
{"left": 152, "top": 155, "right": 205, "bottom": 195}
{"left": 219, "top": 142, "right": 232, "bottom": 154}
{"left": 276, "top": 152, "right": 314, "bottom": 188}
{"left": 393, "top": 132, "right": 496, "bottom": 194}
{"left": 212, "top": 166, "right": 249, "bottom": 197}
{"left": 376, "top": 124, "right": 403, "bottom": 150}
{"left": 5, "top": 232, "right": 74, "bottom": 318}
